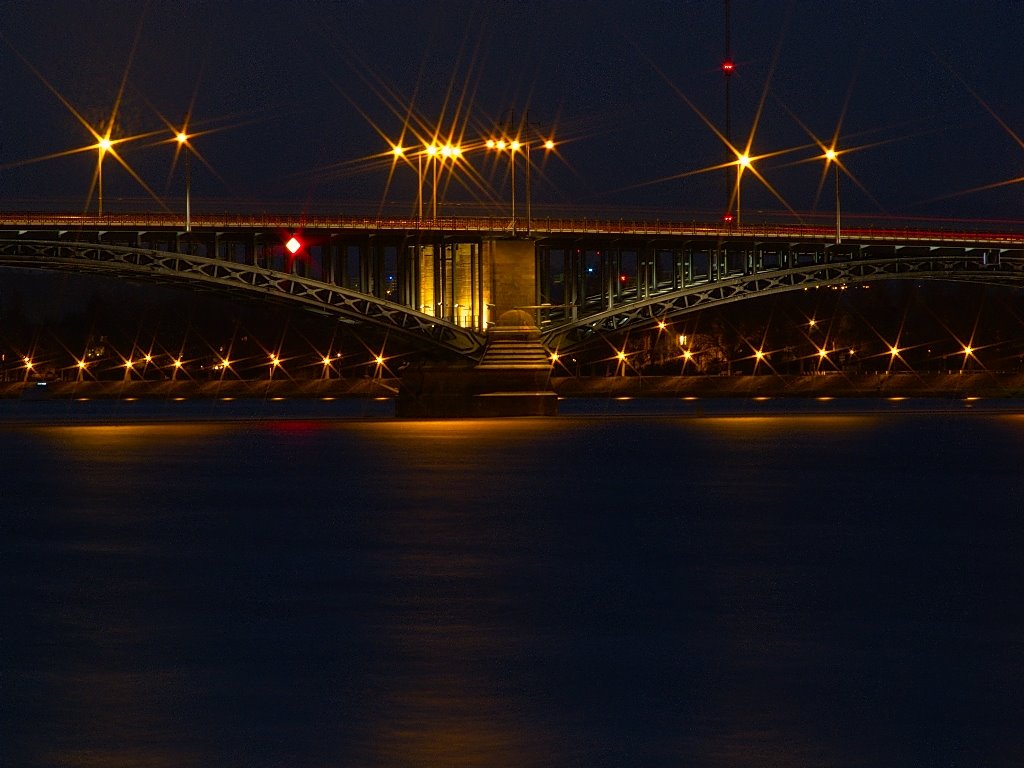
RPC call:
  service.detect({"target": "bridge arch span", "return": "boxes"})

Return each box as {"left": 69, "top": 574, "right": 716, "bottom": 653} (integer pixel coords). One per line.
{"left": 541, "top": 251, "right": 1024, "bottom": 353}
{"left": 0, "top": 239, "right": 486, "bottom": 358}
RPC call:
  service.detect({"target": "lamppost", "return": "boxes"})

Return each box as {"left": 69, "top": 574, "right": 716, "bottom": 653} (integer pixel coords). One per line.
{"left": 486, "top": 137, "right": 520, "bottom": 236}
{"left": 735, "top": 153, "right": 751, "bottom": 227}
{"left": 96, "top": 136, "right": 112, "bottom": 217}
{"left": 824, "top": 147, "right": 841, "bottom": 244}
{"left": 524, "top": 135, "right": 555, "bottom": 237}
{"left": 176, "top": 131, "right": 192, "bottom": 232}
{"left": 422, "top": 143, "right": 461, "bottom": 219}
{"left": 391, "top": 144, "right": 423, "bottom": 221}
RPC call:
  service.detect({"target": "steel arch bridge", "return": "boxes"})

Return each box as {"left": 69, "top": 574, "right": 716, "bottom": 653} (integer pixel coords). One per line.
{"left": 540, "top": 243, "right": 1024, "bottom": 354}
{"left": 2, "top": 214, "right": 1024, "bottom": 361}
{"left": 0, "top": 239, "right": 487, "bottom": 358}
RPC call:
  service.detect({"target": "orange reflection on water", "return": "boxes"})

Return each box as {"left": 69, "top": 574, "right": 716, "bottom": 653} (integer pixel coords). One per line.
{"left": 42, "top": 423, "right": 221, "bottom": 460}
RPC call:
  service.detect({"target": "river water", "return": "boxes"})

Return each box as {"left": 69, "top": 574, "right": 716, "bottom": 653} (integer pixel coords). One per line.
{"left": 2, "top": 398, "right": 1023, "bottom": 767}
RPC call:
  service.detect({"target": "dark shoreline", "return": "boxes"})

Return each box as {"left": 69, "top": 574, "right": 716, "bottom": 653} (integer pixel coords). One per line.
{"left": 4, "top": 372, "right": 1024, "bottom": 400}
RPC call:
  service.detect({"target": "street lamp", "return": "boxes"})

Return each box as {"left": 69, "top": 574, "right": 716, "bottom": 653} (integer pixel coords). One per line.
{"left": 824, "top": 147, "right": 840, "bottom": 244}
{"left": 524, "top": 136, "right": 555, "bottom": 237}
{"left": 391, "top": 144, "right": 422, "bottom": 222}
{"left": 486, "top": 137, "right": 521, "bottom": 236}
{"left": 425, "top": 144, "right": 439, "bottom": 219}
{"left": 96, "top": 136, "right": 112, "bottom": 216}
{"left": 422, "top": 143, "right": 461, "bottom": 219}
{"left": 735, "top": 152, "right": 751, "bottom": 228}
{"left": 176, "top": 131, "right": 192, "bottom": 232}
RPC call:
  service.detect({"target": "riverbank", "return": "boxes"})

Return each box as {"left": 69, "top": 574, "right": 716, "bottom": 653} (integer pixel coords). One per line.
{"left": 4, "top": 372, "right": 1024, "bottom": 400}
{"left": 0, "top": 378, "right": 398, "bottom": 400}
{"left": 551, "top": 371, "right": 1024, "bottom": 399}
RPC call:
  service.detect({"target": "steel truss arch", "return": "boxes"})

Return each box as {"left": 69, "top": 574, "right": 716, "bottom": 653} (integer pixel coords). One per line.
{"left": 542, "top": 254, "right": 1024, "bottom": 353}
{"left": 0, "top": 239, "right": 486, "bottom": 358}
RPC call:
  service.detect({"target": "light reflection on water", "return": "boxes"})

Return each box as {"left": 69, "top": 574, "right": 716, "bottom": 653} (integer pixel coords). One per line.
{"left": 3, "top": 405, "right": 1024, "bottom": 766}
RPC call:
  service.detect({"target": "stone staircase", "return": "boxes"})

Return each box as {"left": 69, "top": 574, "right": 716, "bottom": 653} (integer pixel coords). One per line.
{"left": 476, "top": 326, "right": 553, "bottom": 369}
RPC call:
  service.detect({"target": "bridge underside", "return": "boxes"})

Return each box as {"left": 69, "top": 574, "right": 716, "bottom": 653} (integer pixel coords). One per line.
{"left": 536, "top": 238, "right": 1024, "bottom": 353}
{"left": 0, "top": 239, "right": 486, "bottom": 358}
{"left": 2, "top": 225, "right": 1024, "bottom": 360}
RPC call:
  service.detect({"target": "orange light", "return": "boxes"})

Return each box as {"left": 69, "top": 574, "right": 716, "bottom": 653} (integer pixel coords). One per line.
{"left": 176, "top": 131, "right": 189, "bottom": 145}
{"left": 544, "top": 139, "right": 555, "bottom": 150}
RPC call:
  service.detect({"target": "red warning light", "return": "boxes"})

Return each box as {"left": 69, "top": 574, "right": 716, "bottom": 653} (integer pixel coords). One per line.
{"left": 722, "top": 60, "right": 734, "bottom": 74}
{"left": 285, "top": 236, "right": 301, "bottom": 254}
{"left": 723, "top": 212, "right": 734, "bottom": 224}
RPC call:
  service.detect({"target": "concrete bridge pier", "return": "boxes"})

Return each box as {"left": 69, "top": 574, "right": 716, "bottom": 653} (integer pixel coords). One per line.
{"left": 396, "top": 238, "right": 557, "bottom": 417}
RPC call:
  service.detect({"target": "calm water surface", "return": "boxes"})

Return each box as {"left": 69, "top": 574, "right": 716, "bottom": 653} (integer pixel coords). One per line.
{"left": 2, "top": 399, "right": 1023, "bottom": 767}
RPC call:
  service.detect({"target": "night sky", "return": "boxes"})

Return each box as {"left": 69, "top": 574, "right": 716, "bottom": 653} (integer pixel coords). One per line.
{"left": 2, "top": 1, "right": 1024, "bottom": 225}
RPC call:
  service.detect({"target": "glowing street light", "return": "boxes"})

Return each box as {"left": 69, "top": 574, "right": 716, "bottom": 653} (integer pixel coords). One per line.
{"left": 735, "top": 152, "right": 751, "bottom": 228}
{"left": 824, "top": 147, "right": 841, "bottom": 245}
{"left": 486, "top": 136, "right": 522, "bottom": 236}
{"left": 961, "top": 343, "right": 976, "bottom": 371}
{"left": 176, "top": 130, "right": 193, "bottom": 232}
{"left": 888, "top": 344, "right": 902, "bottom": 372}
{"left": 420, "top": 143, "right": 461, "bottom": 219}
{"left": 524, "top": 132, "right": 556, "bottom": 236}
{"left": 96, "top": 136, "right": 112, "bottom": 216}
{"left": 392, "top": 144, "right": 423, "bottom": 222}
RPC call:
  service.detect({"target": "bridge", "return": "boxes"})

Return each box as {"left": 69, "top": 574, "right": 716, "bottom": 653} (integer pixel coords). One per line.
{"left": 2, "top": 212, "right": 1023, "bottom": 360}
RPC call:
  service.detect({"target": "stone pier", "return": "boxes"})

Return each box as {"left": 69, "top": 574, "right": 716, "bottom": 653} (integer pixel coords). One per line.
{"left": 396, "top": 309, "right": 557, "bottom": 417}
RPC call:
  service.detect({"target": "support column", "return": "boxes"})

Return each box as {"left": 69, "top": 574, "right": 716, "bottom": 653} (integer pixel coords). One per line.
{"left": 485, "top": 237, "right": 535, "bottom": 322}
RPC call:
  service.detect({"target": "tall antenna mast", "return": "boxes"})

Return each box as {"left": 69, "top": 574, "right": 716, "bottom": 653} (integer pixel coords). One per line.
{"left": 723, "top": 0, "right": 734, "bottom": 222}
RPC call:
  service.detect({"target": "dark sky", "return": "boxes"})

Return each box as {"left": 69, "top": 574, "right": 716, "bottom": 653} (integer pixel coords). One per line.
{"left": 2, "top": 0, "right": 1023, "bottom": 225}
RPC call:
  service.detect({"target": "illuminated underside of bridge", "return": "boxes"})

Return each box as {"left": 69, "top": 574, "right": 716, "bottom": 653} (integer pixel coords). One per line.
{"left": 2, "top": 213, "right": 1023, "bottom": 360}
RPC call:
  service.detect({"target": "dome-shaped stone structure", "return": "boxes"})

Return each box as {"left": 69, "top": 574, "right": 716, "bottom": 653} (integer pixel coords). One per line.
{"left": 496, "top": 308, "right": 536, "bottom": 327}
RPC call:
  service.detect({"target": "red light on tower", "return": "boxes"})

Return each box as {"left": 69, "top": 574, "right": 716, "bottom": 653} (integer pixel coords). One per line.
{"left": 285, "top": 236, "right": 301, "bottom": 254}
{"left": 722, "top": 60, "right": 734, "bottom": 75}
{"left": 723, "top": 212, "right": 734, "bottom": 224}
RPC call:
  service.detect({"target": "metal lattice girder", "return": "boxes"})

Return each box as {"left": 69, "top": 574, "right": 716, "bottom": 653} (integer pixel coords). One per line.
{"left": 543, "top": 255, "right": 1024, "bottom": 352}
{"left": 0, "top": 240, "right": 486, "bottom": 358}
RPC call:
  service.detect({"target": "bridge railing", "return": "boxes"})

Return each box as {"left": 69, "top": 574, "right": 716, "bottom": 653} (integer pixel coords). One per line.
{"left": 2, "top": 212, "right": 1023, "bottom": 246}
